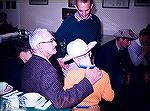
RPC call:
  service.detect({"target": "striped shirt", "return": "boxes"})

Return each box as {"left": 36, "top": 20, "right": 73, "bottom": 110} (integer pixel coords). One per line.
{"left": 128, "top": 38, "right": 144, "bottom": 66}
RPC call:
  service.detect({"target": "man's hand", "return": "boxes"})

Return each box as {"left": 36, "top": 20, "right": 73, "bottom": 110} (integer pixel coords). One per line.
{"left": 85, "top": 67, "right": 103, "bottom": 85}
{"left": 57, "top": 58, "right": 69, "bottom": 70}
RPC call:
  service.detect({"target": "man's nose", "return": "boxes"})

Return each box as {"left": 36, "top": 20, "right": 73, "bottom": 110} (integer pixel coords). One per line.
{"left": 53, "top": 41, "right": 57, "bottom": 46}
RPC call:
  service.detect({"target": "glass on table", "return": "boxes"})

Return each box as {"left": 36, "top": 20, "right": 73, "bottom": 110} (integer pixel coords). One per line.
{"left": 0, "top": 98, "right": 11, "bottom": 111}
{"left": 0, "top": 95, "right": 26, "bottom": 111}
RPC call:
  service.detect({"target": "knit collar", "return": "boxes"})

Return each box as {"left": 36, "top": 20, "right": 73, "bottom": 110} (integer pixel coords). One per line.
{"left": 74, "top": 12, "right": 92, "bottom": 22}
{"left": 135, "top": 38, "right": 142, "bottom": 46}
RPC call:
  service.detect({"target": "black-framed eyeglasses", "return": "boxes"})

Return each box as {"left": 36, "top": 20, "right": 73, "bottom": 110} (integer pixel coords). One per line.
{"left": 39, "top": 38, "right": 56, "bottom": 44}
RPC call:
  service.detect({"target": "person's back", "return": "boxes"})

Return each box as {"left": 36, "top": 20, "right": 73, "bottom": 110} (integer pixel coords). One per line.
{"left": 63, "top": 39, "right": 114, "bottom": 110}
{"left": 64, "top": 69, "right": 114, "bottom": 106}
{"left": 2, "top": 39, "right": 32, "bottom": 90}
{"left": 3, "top": 56, "right": 24, "bottom": 90}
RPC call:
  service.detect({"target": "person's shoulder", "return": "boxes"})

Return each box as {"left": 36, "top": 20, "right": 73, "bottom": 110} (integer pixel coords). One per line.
{"left": 25, "top": 55, "right": 43, "bottom": 65}
{"left": 93, "top": 70, "right": 110, "bottom": 85}
{"left": 98, "top": 40, "right": 116, "bottom": 54}
{"left": 63, "top": 15, "right": 76, "bottom": 23}
{"left": 101, "top": 70, "right": 109, "bottom": 76}
{"left": 67, "top": 68, "right": 84, "bottom": 75}
{"left": 101, "top": 39, "right": 115, "bottom": 48}
{"left": 91, "top": 14, "right": 100, "bottom": 21}
{"left": 65, "top": 68, "right": 84, "bottom": 80}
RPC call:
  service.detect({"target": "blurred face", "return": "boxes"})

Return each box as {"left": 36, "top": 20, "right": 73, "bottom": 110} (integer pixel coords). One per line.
{"left": 119, "top": 38, "right": 132, "bottom": 49}
{"left": 38, "top": 32, "right": 57, "bottom": 58}
{"left": 76, "top": 1, "right": 92, "bottom": 19}
{"left": 140, "top": 35, "right": 150, "bottom": 46}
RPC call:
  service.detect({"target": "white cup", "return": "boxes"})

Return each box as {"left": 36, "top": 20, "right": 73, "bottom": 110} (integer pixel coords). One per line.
{"left": 7, "top": 95, "right": 19, "bottom": 109}
{"left": 0, "top": 82, "right": 8, "bottom": 91}
{"left": 0, "top": 98, "right": 11, "bottom": 110}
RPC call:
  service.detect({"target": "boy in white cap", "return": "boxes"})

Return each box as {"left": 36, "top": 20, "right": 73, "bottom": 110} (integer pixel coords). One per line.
{"left": 63, "top": 39, "right": 114, "bottom": 111}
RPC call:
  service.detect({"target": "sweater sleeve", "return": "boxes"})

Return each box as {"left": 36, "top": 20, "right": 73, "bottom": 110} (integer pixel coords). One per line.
{"left": 101, "top": 71, "right": 114, "bottom": 101}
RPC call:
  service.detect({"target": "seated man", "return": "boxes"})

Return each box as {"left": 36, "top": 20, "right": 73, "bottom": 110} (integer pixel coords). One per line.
{"left": 21, "top": 28, "right": 102, "bottom": 109}
{"left": 2, "top": 39, "right": 32, "bottom": 90}
{"left": 63, "top": 39, "right": 114, "bottom": 111}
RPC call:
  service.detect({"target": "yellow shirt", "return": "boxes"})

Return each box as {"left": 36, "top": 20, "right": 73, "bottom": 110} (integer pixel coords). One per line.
{"left": 64, "top": 68, "right": 114, "bottom": 106}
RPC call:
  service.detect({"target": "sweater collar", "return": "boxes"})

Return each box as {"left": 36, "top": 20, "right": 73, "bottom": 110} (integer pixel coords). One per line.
{"left": 74, "top": 12, "right": 92, "bottom": 22}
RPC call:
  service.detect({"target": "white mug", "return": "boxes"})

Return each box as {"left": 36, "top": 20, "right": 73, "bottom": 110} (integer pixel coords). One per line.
{"left": 7, "top": 95, "right": 19, "bottom": 109}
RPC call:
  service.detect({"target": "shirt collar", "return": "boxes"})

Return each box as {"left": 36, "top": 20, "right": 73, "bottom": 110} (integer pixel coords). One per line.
{"left": 74, "top": 12, "right": 92, "bottom": 22}
{"left": 34, "top": 53, "right": 51, "bottom": 64}
{"left": 135, "top": 38, "right": 142, "bottom": 46}
{"left": 116, "top": 40, "right": 121, "bottom": 51}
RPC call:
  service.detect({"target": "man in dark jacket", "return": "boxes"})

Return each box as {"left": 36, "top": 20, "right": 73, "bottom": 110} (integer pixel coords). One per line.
{"left": 21, "top": 28, "right": 102, "bottom": 109}
{"left": 95, "top": 29, "right": 137, "bottom": 111}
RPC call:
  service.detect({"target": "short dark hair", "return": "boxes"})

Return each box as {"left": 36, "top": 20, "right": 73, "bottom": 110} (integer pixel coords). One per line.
{"left": 139, "top": 28, "right": 149, "bottom": 37}
{"left": 76, "top": 0, "right": 93, "bottom": 6}
{"left": 15, "top": 39, "right": 31, "bottom": 56}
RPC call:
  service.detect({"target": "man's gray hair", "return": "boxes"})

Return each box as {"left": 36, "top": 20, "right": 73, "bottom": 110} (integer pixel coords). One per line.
{"left": 29, "top": 28, "right": 48, "bottom": 49}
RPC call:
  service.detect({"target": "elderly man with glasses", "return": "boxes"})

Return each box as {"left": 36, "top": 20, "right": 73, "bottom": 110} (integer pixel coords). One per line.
{"left": 21, "top": 28, "right": 102, "bottom": 109}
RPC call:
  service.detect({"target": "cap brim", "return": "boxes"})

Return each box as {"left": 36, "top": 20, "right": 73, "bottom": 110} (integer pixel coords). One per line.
{"left": 63, "top": 41, "right": 97, "bottom": 62}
